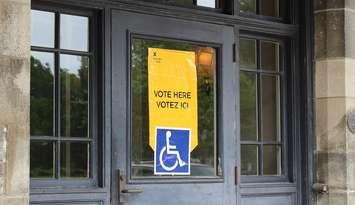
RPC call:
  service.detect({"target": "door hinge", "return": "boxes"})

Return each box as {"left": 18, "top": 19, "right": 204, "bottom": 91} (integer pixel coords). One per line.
{"left": 235, "top": 166, "right": 240, "bottom": 185}
{"left": 233, "top": 43, "right": 236, "bottom": 62}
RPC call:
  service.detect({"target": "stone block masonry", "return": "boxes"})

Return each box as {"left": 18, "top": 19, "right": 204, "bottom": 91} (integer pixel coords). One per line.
{"left": 0, "top": 0, "right": 30, "bottom": 204}
{"left": 314, "top": 0, "right": 355, "bottom": 204}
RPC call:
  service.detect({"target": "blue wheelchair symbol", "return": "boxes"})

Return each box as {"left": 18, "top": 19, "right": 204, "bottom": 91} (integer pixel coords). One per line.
{"left": 154, "top": 128, "right": 190, "bottom": 175}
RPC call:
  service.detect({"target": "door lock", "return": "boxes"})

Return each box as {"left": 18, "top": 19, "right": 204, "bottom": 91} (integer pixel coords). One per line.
{"left": 118, "top": 170, "right": 143, "bottom": 204}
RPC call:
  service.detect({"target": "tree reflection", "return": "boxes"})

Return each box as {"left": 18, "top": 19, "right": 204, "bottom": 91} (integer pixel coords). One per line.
{"left": 30, "top": 54, "right": 89, "bottom": 178}
{"left": 30, "top": 55, "right": 54, "bottom": 136}
{"left": 240, "top": 0, "right": 256, "bottom": 13}
{"left": 60, "top": 56, "right": 89, "bottom": 138}
{"left": 131, "top": 39, "right": 216, "bottom": 176}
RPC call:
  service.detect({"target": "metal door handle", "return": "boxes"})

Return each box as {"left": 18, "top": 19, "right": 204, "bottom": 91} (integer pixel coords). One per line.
{"left": 118, "top": 170, "right": 143, "bottom": 203}
{"left": 121, "top": 189, "right": 144, "bottom": 194}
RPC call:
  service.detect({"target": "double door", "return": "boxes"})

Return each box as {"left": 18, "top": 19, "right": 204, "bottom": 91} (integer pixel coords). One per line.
{"left": 111, "top": 9, "right": 299, "bottom": 205}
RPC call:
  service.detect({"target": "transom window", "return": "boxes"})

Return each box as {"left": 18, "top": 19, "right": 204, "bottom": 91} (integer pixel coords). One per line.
{"left": 139, "top": 0, "right": 229, "bottom": 13}
{"left": 239, "top": 37, "right": 285, "bottom": 176}
{"left": 30, "top": 8, "right": 97, "bottom": 181}
{"left": 240, "top": 0, "right": 286, "bottom": 19}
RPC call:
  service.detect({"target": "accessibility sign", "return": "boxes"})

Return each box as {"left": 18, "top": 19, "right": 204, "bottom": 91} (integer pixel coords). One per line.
{"left": 148, "top": 48, "right": 198, "bottom": 152}
{"left": 154, "top": 127, "right": 190, "bottom": 175}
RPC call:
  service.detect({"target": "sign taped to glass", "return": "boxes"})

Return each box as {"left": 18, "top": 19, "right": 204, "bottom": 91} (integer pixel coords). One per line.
{"left": 148, "top": 47, "right": 198, "bottom": 153}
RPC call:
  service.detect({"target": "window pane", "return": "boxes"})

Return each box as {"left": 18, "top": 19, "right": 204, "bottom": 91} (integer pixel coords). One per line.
{"left": 30, "top": 141, "right": 55, "bottom": 178}
{"left": 31, "top": 10, "right": 55, "bottom": 48}
{"left": 131, "top": 38, "right": 217, "bottom": 177}
{"left": 260, "top": 0, "right": 279, "bottom": 17}
{"left": 30, "top": 51, "right": 54, "bottom": 136}
{"left": 60, "top": 54, "right": 89, "bottom": 138}
{"left": 260, "top": 41, "right": 279, "bottom": 71}
{"left": 60, "top": 14, "right": 89, "bottom": 51}
{"left": 240, "top": 72, "right": 257, "bottom": 141}
{"left": 141, "top": 0, "right": 217, "bottom": 8}
{"left": 240, "top": 39, "right": 257, "bottom": 69}
{"left": 241, "top": 145, "right": 258, "bottom": 175}
{"left": 196, "top": 0, "right": 216, "bottom": 8}
{"left": 60, "top": 142, "right": 90, "bottom": 178}
{"left": 263, "top": 145, "right": 282, "bottom": 175}
{"left": 261, "top": 75, "right": 280, "bottom": 142}
{"left": 240, "top": 0, "right": 256, "bottom": 13}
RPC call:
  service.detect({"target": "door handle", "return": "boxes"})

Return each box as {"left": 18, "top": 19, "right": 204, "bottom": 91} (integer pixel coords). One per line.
{"left": 118, "top": 170, "right": 143, "bottom": 204}
{"left": 121, "top": 188, "right": 144, "bottom": 194}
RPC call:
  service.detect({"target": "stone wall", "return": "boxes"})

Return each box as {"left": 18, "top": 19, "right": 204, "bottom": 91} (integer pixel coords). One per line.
{"left": 0, "top": 0, "right": 30, "bottom": 204}
{"left": 314, "top": 0, "right": 355, "bottom": 204}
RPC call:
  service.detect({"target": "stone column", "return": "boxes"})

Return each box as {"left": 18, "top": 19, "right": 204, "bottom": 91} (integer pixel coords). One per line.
{"left": 315, "top": 0, "right": 355, "bottom": 204}
{"left": 0, "top": 0, "right": 30, "bottom": 204}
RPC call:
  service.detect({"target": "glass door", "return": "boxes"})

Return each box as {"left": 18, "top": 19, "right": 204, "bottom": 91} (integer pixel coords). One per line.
{"left": 111, "top": 10, "right": 236, "bottom": 204}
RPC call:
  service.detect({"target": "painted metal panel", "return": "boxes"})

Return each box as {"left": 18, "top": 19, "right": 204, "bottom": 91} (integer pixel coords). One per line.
{"left": 242, "top": 194, "right": 294, "bottom": 205}
{"left": 111, "top": 10, "right": 237, "bottom": 205}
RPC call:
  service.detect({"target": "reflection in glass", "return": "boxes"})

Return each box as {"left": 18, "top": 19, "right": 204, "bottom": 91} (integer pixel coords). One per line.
{"left": 240, "top": 72, "right": 257, "bottom": 141}
{"left": 240, "top": 0, "right": 256, "bottom": 13}
{"left": 263, "top": 145, "right": 282, "bottom": 175}
{"left": 60, "top": 14, "right": 89, "bottom": 51}
{"left": 61, "top": 142, "right": 90, "bottom": 178}
{"left": 260, "top": 0, "right": 279, "bottom": 17}
{"left": 261, "top": 41, "right": 279, "bottom": 71}
{"left": 60, "top": 54, "right": 89, "bottom": 138}
{"left": 196, "top": 0, "right": 216, "bottom": 8}
{"left": 261, "top": 75, "right": 280, "bottom": 142}
{"left": 141, "top": 0, "right": 217, "bottom": 8}
{"left": 131, "top": 38, "right": 217, "bottom": 177}
{"left": 241, "top": 145, "right": 258, "bottom": 175}
{"left": 30, "top": 141, "right": 55, "bottom": 178}
{"left": 30, "top": 51, "right": 54, "bottom": 136}
{"left": 240, "top": 39, "right": 257, "bottom": 69}
{"left": 31, "top": 10, "right": 55, "bottom": 48}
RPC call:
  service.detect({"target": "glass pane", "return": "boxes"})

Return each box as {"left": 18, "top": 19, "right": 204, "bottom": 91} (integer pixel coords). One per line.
{"left": 31, "top": 10, "right": 55, "bottom": 47}
{"left": 263, "top": 145, "right": 282, "bottom": 175}
{"left": 60, "top": 54, "right": 89, "bottom": 138}
{"left": 240, "top": 0, "right": 256, "bottom": 13}
{"left": 30, "top": 51, "right": 54, "bottom": 136}
{"left": 141, "top": 0, "right": 217, "bottom": 8}
{"left": 30, "top": 141, "right": 55, "bottom": 178}
{"left": 60, "top": 14, "right": 89, "bottom": 51}
{"left": 260, "top": 41, "right": 279, "bottom": 71}
{"left": 197, "top": 0, "right": 216, "bottom": 8}
{"left": 240, "top": 39, "right": 257, "bottom": 69}
{"left": 241, "top": 145, "right": 258, "bottom": 175}
{"left": 260, "top": 0, "right": 279, "bottom": 17}
{"left": 240, "top": 72, "right": 257, "bottom": 141}
{"left": 261, "top": 75, "right": 280, "bottom": 142}
{"left": 60, "top": 142, "right": 90, "bottom": 178}
{"left": 131, "top": 38, "right": 217, "bottom": 177}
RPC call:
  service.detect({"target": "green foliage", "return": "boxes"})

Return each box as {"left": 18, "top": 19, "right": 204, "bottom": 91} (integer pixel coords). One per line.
{"left": 30, "top": 56, "right": 54, "bottom": 136}
{"left": 131, "top": 39, "right": 216, "bottom": 175}
{"left": 240, "top": 0, "right": 256, "bottom": 13}
{"left": 30, "top": 54, "right": 89, "bottom": 178}
{"left": 240, "top": 71, "right": 257, "bottom": 141}
{"left": 60, "top": 57, "right": 89, "bottom": 138}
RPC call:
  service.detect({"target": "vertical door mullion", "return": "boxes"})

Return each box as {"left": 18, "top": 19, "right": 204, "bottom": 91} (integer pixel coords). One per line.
{"left": 256, "top": 0, "right": 260, "bottom": 14}
{"left": 256, "top": 40, "right": 263, "bottom": 175}
{"left": 55, "top": 11, "right": 61, "bottom": 179}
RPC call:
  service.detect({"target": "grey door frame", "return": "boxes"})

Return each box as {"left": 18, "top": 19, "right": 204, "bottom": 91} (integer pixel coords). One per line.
{"left": 111, "top": 9, "right": 237, "bottom": 205}
{"left": 29, "top": 0, "right": 314, "bottom": 204}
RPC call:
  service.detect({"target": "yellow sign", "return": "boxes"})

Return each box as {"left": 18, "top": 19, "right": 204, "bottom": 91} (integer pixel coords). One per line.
{"left": 148, "top": 48, "right": 198, "bottom": 152}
